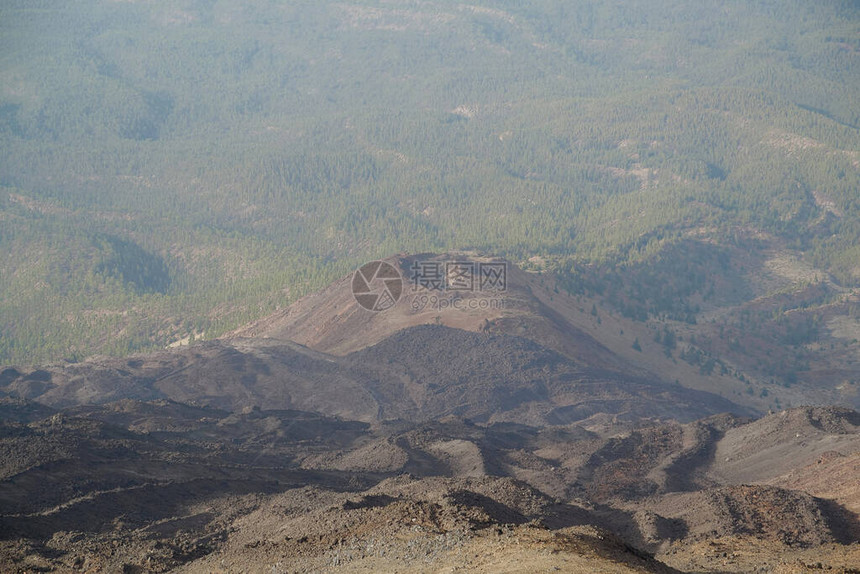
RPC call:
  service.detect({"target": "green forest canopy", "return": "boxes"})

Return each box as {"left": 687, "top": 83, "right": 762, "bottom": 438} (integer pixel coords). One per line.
{"left": 1, "top": 0, "right": 859, "bottom": 363}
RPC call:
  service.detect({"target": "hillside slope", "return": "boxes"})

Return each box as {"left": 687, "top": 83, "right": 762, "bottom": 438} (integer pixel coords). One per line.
{"left": 0, "top": 399, "right": 858, "bottom": 573}
{"left": 0, "top": 324, "right": 748, "bottom": 429}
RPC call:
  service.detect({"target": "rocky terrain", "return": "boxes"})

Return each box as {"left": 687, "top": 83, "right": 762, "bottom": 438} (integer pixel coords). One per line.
{"left": 0, "top": 397, "right": 858, "bottom": 572}
{"left": 0, "top": 324, "right": 748, "bottom": 430}
{"left": 1, "top": 255, "right": 859, "bottom": 572}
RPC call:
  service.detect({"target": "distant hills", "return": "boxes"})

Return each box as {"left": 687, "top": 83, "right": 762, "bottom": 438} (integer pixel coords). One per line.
{"left": 1, "top": 0, "right": 859, "bottom": 365}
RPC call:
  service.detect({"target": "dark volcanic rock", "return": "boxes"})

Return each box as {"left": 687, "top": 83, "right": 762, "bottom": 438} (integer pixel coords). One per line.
{"left": 1, "top": 325, "right": 751, "bottom": 427}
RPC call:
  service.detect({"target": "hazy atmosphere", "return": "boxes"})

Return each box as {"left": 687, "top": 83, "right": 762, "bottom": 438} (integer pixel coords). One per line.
{"left": 1, "top": 1, "right": 859, "bottom": 572}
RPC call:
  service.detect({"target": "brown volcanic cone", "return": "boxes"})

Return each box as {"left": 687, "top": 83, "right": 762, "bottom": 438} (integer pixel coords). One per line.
{"left": 226, "top": 253, "right": 635, "bottom": 373}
